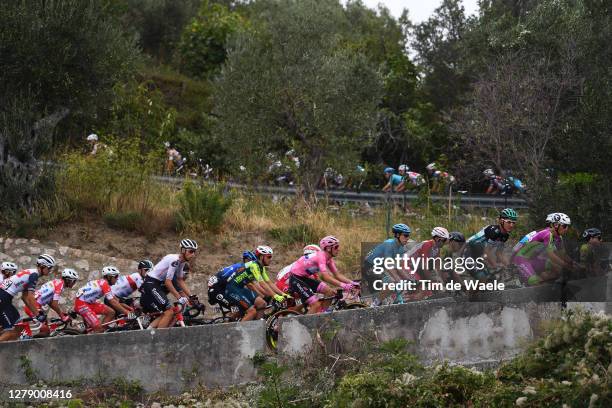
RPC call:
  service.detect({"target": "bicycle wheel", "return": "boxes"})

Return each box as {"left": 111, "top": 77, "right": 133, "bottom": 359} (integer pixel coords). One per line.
{"left": 341, "top": 302, "right": 368, "bottom": 310}
{"left": 211, "top": 316, "right": 234, "bottom": 324}
{"left": 265, "top": 310, "right": 300, "bottom": 351}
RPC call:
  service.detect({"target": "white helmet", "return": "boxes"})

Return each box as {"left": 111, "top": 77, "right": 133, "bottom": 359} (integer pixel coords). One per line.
{"left": 61, "top": 268, "right": 79, "bottom": 280}
{"left": 1, "top": 262, "right": 18, "bottom": 274}
{"left": 398, "top": 164, "right": 408, "bottom": 172}
{"left": 180, "top": 239, "right": 198, "bottom": 250}
{"left": 432, "top": 227, "right": 450, "bottom": 239}
{"left": 37, "top": 254, "right": 56, "bottom": 269}
{"left": 552, "top": 213, "right": 571, "bottom": 225}
{"left": 303, "top": 244, "right": 321, "bottom": 255}
{"left": 545, "top": 213, "right": 558, "bottom": 223}
{"left": 255, "top": 245, "right": 274, "bottom": 256}
{"left": 102, "top": 266, "right": 120, "bottom": 277}
{"left": 86, "top": 133, "right": 98, "bottom": 142}
{"left": 164, "top": 141, "right": 171, "bottom": 148}
{"left": 426, "top": 162, "right": 436, "bottom": 171}
{"left": 483, "top": 168, "right": 495, "bottom": 177}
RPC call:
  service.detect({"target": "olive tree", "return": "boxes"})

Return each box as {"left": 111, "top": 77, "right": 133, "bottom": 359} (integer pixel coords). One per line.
{"left": 212, "top": 0, "right": 382, "bottom": 197}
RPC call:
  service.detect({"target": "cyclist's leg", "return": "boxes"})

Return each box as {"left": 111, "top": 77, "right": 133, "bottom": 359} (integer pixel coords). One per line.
{"left": 0, "top": 302, "right": 22, "bottom": 342}
{"left": 289, "top": 275, "right": 322, "bottom": 314}
{"left": 75, "top": 299, "right": 104, "bottom": 333}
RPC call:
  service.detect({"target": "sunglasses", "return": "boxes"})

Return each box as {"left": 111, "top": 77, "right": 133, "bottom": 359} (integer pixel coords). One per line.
{"left": 332, "top": 245, "right": 340, "bottom": 250}
{"left": 559, "top": 224, "right": 569, "bottom": 229}
{"left": 186, "top": 249, "right": 196, "bottom": 254}
{"left": 401, "top": 233, "right": 411, "bottom": 238}
{"left": 503, "top": 220, "right": 517, "bottom": 225}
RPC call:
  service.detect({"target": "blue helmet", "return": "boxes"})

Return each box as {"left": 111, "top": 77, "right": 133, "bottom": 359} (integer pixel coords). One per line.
{"left": 242, "top": 251, "right": 257, "bottom": 262}
{"left": 392, "top": 223, "right": 411, "bottom": 235}
{"left": 384, "top": 167, "right": 395, "bottom": 174}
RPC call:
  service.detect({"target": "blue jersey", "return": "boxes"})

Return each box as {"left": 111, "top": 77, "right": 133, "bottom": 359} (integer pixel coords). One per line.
{"left": 365, "top": 238, "right": 406, "bottom": 266}
{"left": 390, "top": 174, "right": 403, "bottom": 187}
{"left": 217, "top": 263, "right": 247, "bottom": 284}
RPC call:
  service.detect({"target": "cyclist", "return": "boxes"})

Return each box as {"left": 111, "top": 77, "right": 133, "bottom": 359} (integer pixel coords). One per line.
{"left": 382, "top": 167, "right": 404, "bottom": 192}
{"left": 106, "top": 259, "right": 153, "bottom": 308}
{"left": 23, "top": 268, "right": 79, "bottom": 336}
{"left": 398, "top": 164, "right": 409, "bottom": 177}
{"left": 465, "top": 208, "right": 518, "bottom": 281}
{"left": 513, "top": 213, "right": 573, "bottom": 285}
{"left": 512, "top": 213, "right": 558, "bottom": 256}
{"left": 440, "top": 232, "right": 466, "bottom": 286}
{"left": 245, "top": 246, "right": 289, "bottom": 303}
{"left": 365, "top": 223, "right": 412, "bottom": 306}
{"left": 0, "top": 261, "right": 18, "bottom": 284}
{"left": 223, "top": 255, "right": 269, "bottom": 322}
{"left": 578, "top": 228, "right": 606, "bottom": 276}
{"left": 483, "top": 169, "right": 506, "bottom": 195}
{"left": 208, "top": 251, "right": 257, "bottom": 311}
{"left": 75, "top": 266, "right": 133, "bottom": 333}
{"left": 141, "top": 239, "right": 197, "bottom": 329}
{"left": 404, "top": 171, "right": 426, "bottom": 190}
{"left": 426, "top": 163, "right": 455, "bottom": 193}
{"left": 0, "top": 254, "right": 55, "bottom": 342}
{"left": 404, "top": 227, "right": 450, "bottom": 300}
{"left": 276, "top": 245, "right": 320, "bottom": 295}
{"left": 289, "top": 236, "right": 358, "bottom": 314}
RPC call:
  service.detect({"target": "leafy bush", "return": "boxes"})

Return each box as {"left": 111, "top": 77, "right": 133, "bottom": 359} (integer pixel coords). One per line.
{"left": 267, "top": 224, "right": 319, "bottom": 246}
{"left": 175, "top": 181, "right": 233, "bottom": 233}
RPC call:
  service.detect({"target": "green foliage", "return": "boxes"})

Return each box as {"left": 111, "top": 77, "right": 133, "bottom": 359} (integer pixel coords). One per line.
{"left": 111, "top": 377, "right": 144, "bottom": 399}
{"left": 213, "top": 0, "right": 383, "bottom": 192}
{"left": 257, "top": 362, "right": 304, "bottom": 408}
{"left": 2, "top": 195, "right": 74, "bottom": 238}
{"left": 57, "top": 138, "right": 163, "bottom": 215}
{"left": 178, "top": 1, "right": 246, "bottom": 79}
{"left": 19, "top": 355, "right": 39, "bottom": 384}
{"left": 103, "top": 211, "right": 145, "bottom": 232}
{"left": 267, "top": 224, "right": 318, "bottom": 246}
{"left": 175, "top": 182, "right": 233, "bottom": 233}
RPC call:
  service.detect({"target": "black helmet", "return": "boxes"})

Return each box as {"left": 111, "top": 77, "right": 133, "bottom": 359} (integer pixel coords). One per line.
{"left": 138, "top": 259, "right": 154, "bottom": 271}
{"left": 581, "top": 228, "right": 602, "bottom": 241}
{"left": 449, "top": 231, "right": 466, "bottom": 243}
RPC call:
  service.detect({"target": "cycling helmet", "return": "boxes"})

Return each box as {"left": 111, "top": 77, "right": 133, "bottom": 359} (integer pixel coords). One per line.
{"left": 180, "top": 239, "right": 198, "bottom": 250}
{"left": 449, "top": 231, "right": 466, "bottom": 243}
{"left": 303, "top": 244, "right": 321, "bottom": 255}
{"left": 384, "top": 167, "right": 395, "bottom": 174}
{"left": 255, "top": 245, "right": 273, "bottom": 256}
{"left": 545, "top": 213, "right": 558, "bottom": 223}
{"left": 500, "top": 208, "right": 518, "bottom": 221}
{"left": 138, "top": 259, "right": 154, "bottom": 271}
{"left": 86, "top": 133, "right": 98, "bottom": 142}
{"left": 392, "top": 223, "right": 412, "bottom": 235}
{"left": 483, "top": 168, "right": 494, "bottom": 178}
{"left": 426, "top": 162, "right": 436, "bottom": 171}
{"left": 582, "top": 228, "right": 602, "bottom": 241}
{"left": 432, "top": 227, "right": 450, "bottom": 239}
{"left": 102, "top": 266, "right": 120, "bottom": 277}
{"left": 242, "top": 250, "right": 257, "bottom": 262}
{"left": 37, "top": 254, "right": 56, "bottom": 269}
{"left": 551, "top": 213, "right": 571, "bottom": 225}
{"left": 1, "top": 262, "right": 17, "bottom": 274}
{"left": 398, "top": 164, "right": 409, "bottom": 172}
{"left": 319, "top": 235, "right": 340, "bottom": 250}
{"left": 164, "top": 141, "right": 171, "bottom": 148}
{"left": 61, "top": 268, "right": 79, "bottom": 280}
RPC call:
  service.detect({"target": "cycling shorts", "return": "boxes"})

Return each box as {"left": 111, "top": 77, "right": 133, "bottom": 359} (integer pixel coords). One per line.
{"left": 207, "top": 284, "right": 230, "bottom": 308}
{"left": 289, "top": 275, "right": 324, "bottom": 305}
{"left": 0, "top": 289, "right": 20, "bottom": 329}
{"left": 224, "top": 282, "right": 256, "bottom": 311}
{"left": 75, "top": 298, "right": 112, "bottom": 329}
{"left": 140, "top": 276, "right": 170, "bottom": 313}
{"left": 104, "top": 296, "right": 134, "bottom": 308}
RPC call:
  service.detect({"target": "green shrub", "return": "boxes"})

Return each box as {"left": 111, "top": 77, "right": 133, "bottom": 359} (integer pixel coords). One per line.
{"left": 267, "top": 224, "right": 318, "bottom": 246}
{"left": 175, "top": 181, "right": 232, "bottom": 233}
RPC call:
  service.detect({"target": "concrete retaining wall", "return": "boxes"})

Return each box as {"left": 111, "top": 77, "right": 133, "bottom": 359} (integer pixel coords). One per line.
{"left": 0, "top": 321, "right": 264, "bottom": 393}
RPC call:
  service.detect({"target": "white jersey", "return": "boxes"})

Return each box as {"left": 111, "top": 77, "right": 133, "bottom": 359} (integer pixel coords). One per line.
{"left": 111, "top": 273, "right": 143, "bottom": 298}
{"left": 76, "top": 279, "right": 114, "bottom": 303}
{"left": 0, "top": 268, "right": 39, "bottom": 297}
{"left": 276, "top": 263, "right": 295, "bottom": 281}
{"left": 35, "top": 279, "right": 65, "bottom": 306}
{"left": 147, "top": 254, "right": 187, "bottom": 282}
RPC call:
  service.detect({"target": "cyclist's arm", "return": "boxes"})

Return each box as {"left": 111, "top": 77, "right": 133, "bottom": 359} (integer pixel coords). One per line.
{"left": 175, "top": 277, "right": 191, "bottom": 298}
{"left": 395, "top": 180, "right": 406, "bottom": 192}
{"left": 22, "top": 291, "right": 40, "bottom": 315}
{"left": 48, "top": 300, "right": 64, "bottom": 317}
{"left": 330, "top": 270, "right": 353, "bottom": 284}
{"left": 483, "top": 246, "right": 500, "bottom": 269}
{"left": 247, "top": 281, "right": 266, "bottom": 297}
{"left": 107, "top": 297, "right": 131, "bottom": 315}
{"left": 262, "top": 280, "right": 285, "bottom": 296}
{"left": 164, "top": 278, "right": 182, "bottom": 301}
{"left": 382, "top": 182, "right": 392, "bottom": 192}
{"left": 320, "top": 272, "right": 345, "bottom": 288}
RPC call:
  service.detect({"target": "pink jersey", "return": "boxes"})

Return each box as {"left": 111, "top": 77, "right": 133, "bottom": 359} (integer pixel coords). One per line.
{"left": 111, "top": 273, "right": 143, "bottom": 298}
{"left": 290, "top": 251, "right": 337, "bottom": 278}
{"left": 76, "top": 279, "right": 114, "bottom": 303}
{"left": 35, "top": 279, "right": 65, "bottom": 306}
